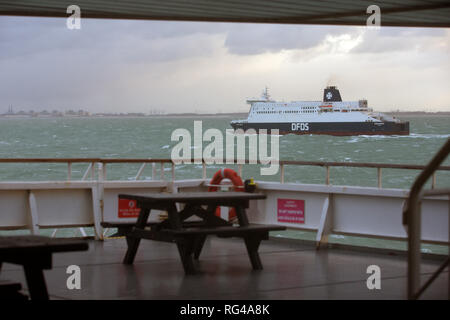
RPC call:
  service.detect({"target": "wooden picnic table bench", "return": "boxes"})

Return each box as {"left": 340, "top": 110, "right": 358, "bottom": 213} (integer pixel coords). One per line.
{"left": 0, "top": 235, "right": 88, "bottom": 300}
{"left": 101, "top": 220, "right": 206, "bottom": 237}
{"left": 114, "top": 192, "right": 286, "bottom": 274}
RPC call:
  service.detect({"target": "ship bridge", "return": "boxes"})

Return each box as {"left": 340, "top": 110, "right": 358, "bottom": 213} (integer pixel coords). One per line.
{"left": 246, "top": 87, "right": 274, "bottom": 104}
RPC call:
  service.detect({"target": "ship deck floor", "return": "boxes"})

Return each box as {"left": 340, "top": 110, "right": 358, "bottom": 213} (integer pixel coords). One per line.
{"left": 0, "top": 236, "right": 448, "bottom": 300}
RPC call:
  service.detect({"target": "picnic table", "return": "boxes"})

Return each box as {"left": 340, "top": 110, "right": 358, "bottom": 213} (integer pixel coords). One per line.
{"left": 112, "top": 192, "right": 286, "bottom": 274}
{"left": 0, "top": 235, "right": 88, "bottom": 300}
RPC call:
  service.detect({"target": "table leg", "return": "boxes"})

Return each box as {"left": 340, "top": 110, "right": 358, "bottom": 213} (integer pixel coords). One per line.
{"left": 234, "top": 205, "right": 249, "bottom": 226}
{"left": 176, "top": 237, "right": 197, "bottom": 274}
{"left": 167, "top": 204, "right": 198, "bottom": 273}
{"left": 244, "top": 236, "right": 263, "bottom": 270}
{"left": 23, "top": 266, "right": 49, "bottom": 300}
{"left": 123, "top": 207, "right": 151, "bottom": 265}
{"left": 167, "top": 203, "right": 182, "bottom": 229}
{"left": 193, "top": 235, "right": 207, "bottom": 260}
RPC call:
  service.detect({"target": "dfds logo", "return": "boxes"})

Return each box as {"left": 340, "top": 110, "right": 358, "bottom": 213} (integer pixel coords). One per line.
{"left": 291, "top": 122, "right": 309, "bottom": 131}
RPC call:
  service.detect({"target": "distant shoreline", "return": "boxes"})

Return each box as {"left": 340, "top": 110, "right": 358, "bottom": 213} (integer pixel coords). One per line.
{"left": 386, "top": 112, "right": 450, "bottom": 117}
{"left": 0, "top": 113, "right": 248, "bottom": 119}
{"left": 0, "top": 111, "right": 449, "bottom": 119}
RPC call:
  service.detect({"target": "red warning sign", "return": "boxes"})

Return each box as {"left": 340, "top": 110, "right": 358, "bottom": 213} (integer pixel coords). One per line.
{"left": 277, "top": 199, "right": 305, "bottom": 224}
{"left": 118, "top": 199, "right": 141, "bottom": 218}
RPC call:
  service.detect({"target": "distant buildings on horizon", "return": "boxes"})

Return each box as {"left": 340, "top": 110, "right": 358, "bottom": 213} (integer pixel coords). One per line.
{"left": 1, "top": 106, "right": 158, "bottom": 117}
{"left": 1, "top": 106, "right": 449, "bottom": 117}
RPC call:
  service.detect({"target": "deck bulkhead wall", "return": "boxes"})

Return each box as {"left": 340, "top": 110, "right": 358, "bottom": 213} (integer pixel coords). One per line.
{"left": 0, "top": 158, "right": 448, "bottom": 253}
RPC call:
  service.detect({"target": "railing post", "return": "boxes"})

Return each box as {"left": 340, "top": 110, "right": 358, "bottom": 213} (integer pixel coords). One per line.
{"left": 135, "top": 163, "right": 146, "bottom": 181}
{"left": 202, "top": 161, "right": 206, "bottom": 180}
{"left": 377, "top": 168, "right": 382, "bottom": 188}
{"left": 404, "top": 138, "right": 450, "bottom": 299}
{"left": 82, "top": 162, "right": 93, "bottom": 181}
{"left": 102, "top": 162, "right": 107, "bottom": 181}
{"left": 238, "top": 164, "right": 243, "bottom": 178}
{"left": 28, "top": 191, "right": 39, "bottom": 235}
{"left": 91, "top": 162, "right": 95, "bottom": 179}
{"left": 280, "top": 164, "right": 285, "bottom": 183}
{"left": 432, "top": 172, "right": 436, "bottom": 189}
{"left": 171, "top": 162, "right": 175, "bottom": 182}
{"left": 92, "top": 162, "right": 104, "bottom": 240}
{"left": 98, "top": 162, "right": 105, "bottom": 182}
{"left": 67, "top": 162, "right": 72, "bottom": 181}
{"left": 316, "top": 195, "right": 332, "bottom": 249}
{"left": 325, "top": 166, "right": 330, "bottom": 185}
{"left": 152, "top": 163, "right": 156, "bottom": 180}
{"left": 160, "top": 162, "right": 165, "bottom": 180}
{"left": 408, "top": 200, "right": 422, "bottom": 299}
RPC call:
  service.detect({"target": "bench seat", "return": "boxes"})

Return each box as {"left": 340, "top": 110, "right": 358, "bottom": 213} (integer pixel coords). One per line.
{"left": 164, "top": 224, "right": 285, "bottom": 236}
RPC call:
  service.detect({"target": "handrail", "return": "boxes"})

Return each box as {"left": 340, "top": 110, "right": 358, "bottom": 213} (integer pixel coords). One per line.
{"left": 402, "top": 138, "right": 450, "bottom": 300}
{"left": 0, "top": 157, "right": 449, "bottom": 170}
{"left": 281, "top": 160, "right": 450, "bottom": 171}
{"left": 0, "top": 158, "right": 172, "bottom": 163}
{"left": 0, "top": 157, "right": 449, "bottom": 187}
{"left": 422, "top": 189, "right": 450, "bottom": 196}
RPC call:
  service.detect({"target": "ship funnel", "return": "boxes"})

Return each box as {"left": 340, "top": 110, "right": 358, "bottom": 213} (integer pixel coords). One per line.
{"left": 323, "top": 86, "right": 342, "bottom": 102}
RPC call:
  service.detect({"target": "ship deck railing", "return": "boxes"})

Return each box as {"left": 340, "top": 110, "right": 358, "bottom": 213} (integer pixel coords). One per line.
{"left": 0, "top": 157, "right": 449, "bottom": 189}
{"left": 402, "top": 138, "right": 450, "bottom": 299}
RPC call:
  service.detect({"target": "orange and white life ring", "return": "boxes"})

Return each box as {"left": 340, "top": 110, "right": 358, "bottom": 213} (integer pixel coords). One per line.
{"left": 208, "top": 168, "right": 244, "bottom": 221}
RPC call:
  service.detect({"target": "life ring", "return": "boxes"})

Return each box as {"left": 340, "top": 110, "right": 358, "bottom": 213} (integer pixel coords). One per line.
{"left": 208, "top": 168, "right": 244, "bottom": 221}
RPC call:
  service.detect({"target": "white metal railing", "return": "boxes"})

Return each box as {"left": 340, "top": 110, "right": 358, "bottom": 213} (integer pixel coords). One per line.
{"left": 0, "top": 158, "right": 449, "bottom": 188}
{"left": 402, "top": 138, "right": 450, "bottom": 300}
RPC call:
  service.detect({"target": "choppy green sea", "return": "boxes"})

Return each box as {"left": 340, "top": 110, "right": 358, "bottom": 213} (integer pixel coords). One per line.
{"left": 0, "top": 116, "right": 449, "bottom": 189}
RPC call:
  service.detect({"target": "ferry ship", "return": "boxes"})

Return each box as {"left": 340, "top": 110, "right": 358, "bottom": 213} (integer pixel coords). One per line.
{"left": 231, "top": 86, "right": 410, "bottom": 136}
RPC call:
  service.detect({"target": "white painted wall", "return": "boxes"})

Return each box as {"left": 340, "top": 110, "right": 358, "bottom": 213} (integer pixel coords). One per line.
{"left": 0, "top": 179, "right": 447, "bottom": 245}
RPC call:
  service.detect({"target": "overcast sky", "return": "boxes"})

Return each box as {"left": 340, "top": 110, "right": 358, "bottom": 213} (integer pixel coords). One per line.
{"left": 0, "top": 17, "right": 449, "bottom": 113}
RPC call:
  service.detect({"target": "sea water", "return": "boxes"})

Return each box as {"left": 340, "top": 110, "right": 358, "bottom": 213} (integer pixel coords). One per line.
{"left": 0, "top": 116, "right": 449, "bottom": 189}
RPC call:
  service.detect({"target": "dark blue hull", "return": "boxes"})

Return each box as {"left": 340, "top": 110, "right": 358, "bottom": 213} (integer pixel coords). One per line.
{"left": 230, "top": 121, "right": 409, "bottom": 136}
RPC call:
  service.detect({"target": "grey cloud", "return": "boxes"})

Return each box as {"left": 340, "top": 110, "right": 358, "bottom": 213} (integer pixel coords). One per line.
{"left": 223, "top": 24, "right": 357, "bottom": 55}
{"left": 0, "top": 17, "right": 228, "bottom": 111}
{"left": 0, "top": 17, "right": 359, "bottom": 61}
{"left": 0, "top": 17, "right": 226, "bottom": 62}
{"left": 376, "top": 27, "right": 446, "bottom": 38}
{"left": 2, "top": 17, "right": 446, "bottom": 62}
{"left": 221, "top": 24, "right": 447, "bottom": 56}
{"left": 351, "top": 27, "right": 446, "bottom": 53}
